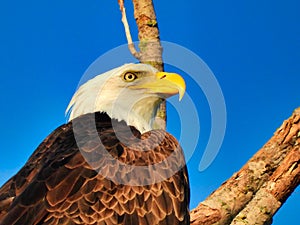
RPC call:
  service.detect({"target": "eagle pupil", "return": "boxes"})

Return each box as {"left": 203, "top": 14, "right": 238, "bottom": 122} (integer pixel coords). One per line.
{"left": 124, "top": 72, "right": 137, "bottom": 81}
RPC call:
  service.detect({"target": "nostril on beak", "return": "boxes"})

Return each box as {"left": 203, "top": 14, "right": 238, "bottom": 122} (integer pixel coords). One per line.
{"left": 160, "top": 74, "right": 166, "bottom": 79}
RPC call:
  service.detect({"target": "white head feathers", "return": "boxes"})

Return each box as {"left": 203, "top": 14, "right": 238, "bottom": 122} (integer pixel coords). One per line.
{"left": 66, "top": 63, "right": 161, "bottom": 133}
{"left": 66, "top": 63, "right": 185, "bottom": 133}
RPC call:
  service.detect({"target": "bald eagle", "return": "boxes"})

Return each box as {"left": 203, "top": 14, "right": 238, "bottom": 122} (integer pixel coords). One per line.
{"left": 0, "top": 64, "right": 190, "bottom": 225}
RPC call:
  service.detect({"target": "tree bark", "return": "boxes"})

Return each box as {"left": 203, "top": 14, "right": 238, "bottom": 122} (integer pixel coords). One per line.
{"left": 190, "top": 108, "right": 300, "bottom": 225}
{"left": 131, "top": 0, "right": 163, "bottom": 71}
{"left": 231, "top": 145, "right": 300, "bottom": 225}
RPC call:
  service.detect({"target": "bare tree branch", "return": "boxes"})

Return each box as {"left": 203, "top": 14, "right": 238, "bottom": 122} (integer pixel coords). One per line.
{"left": 118, "top": 0, "right": 163, "bottom": 70}
{"left": 231, "top": 145, "right": 300, "bottom": 225}
{"left": 131, "top": 0, "right": 163, "bottom": 70}
{"left": 190, "top": 108, "right": 300, "bottom": 225}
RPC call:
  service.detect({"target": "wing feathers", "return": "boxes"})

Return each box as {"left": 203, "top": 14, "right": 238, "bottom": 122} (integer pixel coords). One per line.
{"left": 0, "top": 113, "right": 189, "bottom": 224}
{"left": 46, "top": 168, "right": 82, "bottom": 206}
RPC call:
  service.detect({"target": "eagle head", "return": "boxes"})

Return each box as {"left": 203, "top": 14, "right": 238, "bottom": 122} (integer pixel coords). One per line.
{"left": 66, "top": 63, "right": 185, "bottom": 133}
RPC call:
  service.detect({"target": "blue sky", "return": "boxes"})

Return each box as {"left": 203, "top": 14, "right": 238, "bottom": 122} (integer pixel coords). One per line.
{"left": 0, "top": 0, "right": 299, "bottom": 224}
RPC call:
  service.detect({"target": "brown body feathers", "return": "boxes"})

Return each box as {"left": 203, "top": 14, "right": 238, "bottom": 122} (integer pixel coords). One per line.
{"left": 0, "top": 113, "right": 189, "bottom": 225}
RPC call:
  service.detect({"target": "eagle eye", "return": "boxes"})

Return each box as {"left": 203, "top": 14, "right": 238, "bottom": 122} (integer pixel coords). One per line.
{"left": 123, "top": 72, "right": 138, "bottom": 82}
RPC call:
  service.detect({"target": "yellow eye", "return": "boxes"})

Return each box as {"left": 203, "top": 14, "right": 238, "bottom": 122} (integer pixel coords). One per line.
{"left": 123, "top": 72, "right": 138, "bottom": 82}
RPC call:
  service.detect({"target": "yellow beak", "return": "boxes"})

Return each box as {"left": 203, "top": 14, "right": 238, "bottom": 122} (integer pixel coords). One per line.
{"left": 130, "top": 72, "right": 186, "bottom": 100}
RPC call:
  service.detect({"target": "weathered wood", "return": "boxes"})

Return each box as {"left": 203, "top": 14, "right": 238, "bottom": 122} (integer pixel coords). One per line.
{"left": 191, "top": 108, "right": 300, "bottom": 225}
{"left": 131, "top": 0, "right": 163, "bottom": 70}
{"left": 231, "top": 145, "right": 300, "bottom": 225}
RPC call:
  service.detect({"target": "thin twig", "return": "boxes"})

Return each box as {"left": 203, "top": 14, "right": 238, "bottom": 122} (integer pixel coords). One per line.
{"left": 118, "top": 0, "right": 141, "bottom": 59}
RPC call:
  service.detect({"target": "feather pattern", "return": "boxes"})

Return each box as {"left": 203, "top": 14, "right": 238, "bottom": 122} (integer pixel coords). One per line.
{"left": 0, "top": 112, "right": 190, "bottom": 225}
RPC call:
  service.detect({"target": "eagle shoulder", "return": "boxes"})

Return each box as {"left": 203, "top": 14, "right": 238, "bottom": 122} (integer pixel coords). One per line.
{"left": 0, "top": 113, "right": 190, "bottom": 225}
